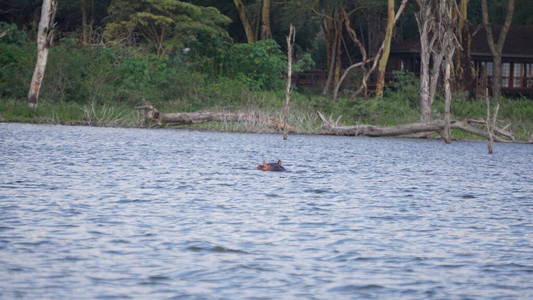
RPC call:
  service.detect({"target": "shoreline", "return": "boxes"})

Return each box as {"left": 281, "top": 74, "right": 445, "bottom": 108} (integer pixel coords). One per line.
{"left": 3, "top": 120, "right": 532, "bottom": 144}
{"left": 1, "top": 97, "right": 532, "bottom": 143}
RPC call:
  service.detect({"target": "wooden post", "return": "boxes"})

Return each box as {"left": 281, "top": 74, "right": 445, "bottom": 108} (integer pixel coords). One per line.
{"left": 283, "top": 25, "right": 295, "bottom": 140}
{"left": 27, "top": 0, "right": 57, "bottom": 109}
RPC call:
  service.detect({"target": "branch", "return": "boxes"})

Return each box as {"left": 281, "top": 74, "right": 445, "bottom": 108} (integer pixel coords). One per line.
{"left": 0, "top": 29, "right": 11, "bottom": 39}
{"left": 318, "top": 111, "right": 513, "bottom": 142}
{"left": 353, "top": 0, "right": 409, "bottom": 97}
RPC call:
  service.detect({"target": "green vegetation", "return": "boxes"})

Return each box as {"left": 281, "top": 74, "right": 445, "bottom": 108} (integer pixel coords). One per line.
{"left": 1, "top": 1, "right": 532, "bottom": 141}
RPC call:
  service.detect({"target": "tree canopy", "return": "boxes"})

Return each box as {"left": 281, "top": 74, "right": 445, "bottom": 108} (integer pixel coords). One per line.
{"left": 103, "top": 0, "right": 231, "bottom": 56}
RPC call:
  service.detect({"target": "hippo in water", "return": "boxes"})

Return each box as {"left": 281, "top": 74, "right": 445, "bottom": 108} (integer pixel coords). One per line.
{"left": 257, "top": 160, "right": 286, "bottom": 172}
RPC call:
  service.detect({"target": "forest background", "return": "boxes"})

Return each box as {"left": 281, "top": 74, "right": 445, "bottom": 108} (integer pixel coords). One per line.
{"left": 0, "top": 0, "right": 532, "bottom": 141}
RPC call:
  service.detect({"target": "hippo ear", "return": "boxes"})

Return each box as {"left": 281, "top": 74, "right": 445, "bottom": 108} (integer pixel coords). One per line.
{"left": 277, "top": 160, "right": 282, "bottom": 165}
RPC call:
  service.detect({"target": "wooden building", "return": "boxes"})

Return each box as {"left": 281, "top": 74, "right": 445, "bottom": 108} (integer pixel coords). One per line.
{"left": 389, "top": 25, "right": 533, "bottom": 97}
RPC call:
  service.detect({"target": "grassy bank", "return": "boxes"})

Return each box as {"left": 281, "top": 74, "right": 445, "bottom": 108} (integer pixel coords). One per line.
{"left": 1, "top": 40, "right": 531, "bottom": 141}
{"left": 2, "top": 91, "right": 532, "bottom": 141}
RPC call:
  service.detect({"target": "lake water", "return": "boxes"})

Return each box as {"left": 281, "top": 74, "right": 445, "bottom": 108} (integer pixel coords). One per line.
{"left": 0, "top": 123, "right": 532, "bottom": 299}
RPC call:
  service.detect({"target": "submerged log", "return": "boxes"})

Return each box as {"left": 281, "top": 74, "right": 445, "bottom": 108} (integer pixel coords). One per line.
{"left": 317, "top": 112, "right": 514, "bottom": 142}
{"left": 138, "top": 104, "right": 295, "bottom": 132}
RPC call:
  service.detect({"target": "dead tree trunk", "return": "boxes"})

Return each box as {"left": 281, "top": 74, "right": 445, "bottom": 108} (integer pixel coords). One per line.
{"left": 415, "top": 0, "right": 436, "bottom": 122}
{"left": 27, "top": 0, "right": 57, "bottom": 109}
{"left": 441, "top": 0, "right": 458, "bottom": 143}
{"left": 443, "top": 59, "right": 453, "bottom": 143}
{"left": 317, "top": 112, "right": 513, "bottom": 142}
{"left": 485, "top": 98, "right": 500, "bottom": 154}
{"left": 283, "top": 25, "right": 295, "bottom": 140}
{"left": 429, "top": 57, "right": 445, "bottom": 106}
{"left": 139, "top": 105, "right": 295, "bottom": 132}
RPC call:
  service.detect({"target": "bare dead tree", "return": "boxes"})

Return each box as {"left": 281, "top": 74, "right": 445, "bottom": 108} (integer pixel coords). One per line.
{"left": 28, "top": 0, "right": 57, "bottom": 109}
{"left": 435, "top": 0, "right": 459, "bottom": 143}
{"left": 283, "top": 25, "right": 296, "bottom": 140}
{"left": 415, "top": 0, "right": 457, "bottom": 127}
{"left": 332, "top": 0, "right": 408, "bottom": 100}
{"left": 415, "top": 0, "right": 437, "bottom": 122}
{"left": 485, "top": 97, "right": 500, "bottom": 154}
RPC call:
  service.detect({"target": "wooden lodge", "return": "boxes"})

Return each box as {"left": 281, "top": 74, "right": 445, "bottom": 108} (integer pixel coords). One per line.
{"left": 389, "top": 25, "right": 533, "bottom": 97}
{"left": 294, "top": 26, "right": 533, "bottom": 98}
{"left": 292, "top": 69, "right": 327, "bottom": 87}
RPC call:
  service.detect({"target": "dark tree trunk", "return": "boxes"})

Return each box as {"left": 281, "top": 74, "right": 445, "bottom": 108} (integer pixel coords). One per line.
{"left": 233, "top": 0, "right": 256, "bottom": 43}
{"left": 260, "top": 0, "right": 272, "bottom": 40}
{"left": 481, "top": 0, "right": 515, "bottom": 99}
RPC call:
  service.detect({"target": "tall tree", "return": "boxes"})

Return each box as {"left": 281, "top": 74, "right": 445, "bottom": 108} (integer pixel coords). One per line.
{"left": 80, "top": 0, "right": 88, "bottom": 44}
{"left": 27, "top": 0, "right": 57, "bottom": 109}
{"left": 79, "top": 0, "right": 97, "bottom": 44}
{"left": 321, "top": 6, "right": 343, "bottom": 95}
{"left": 453, "top": 0, "right": 478, "bottom": 95}
{"left": 261, "top": 0, "right": 272, "bottom": 40}
{"left": 283, "top": 24, "right": 295, "bottom": 140}
{"left": 415, "top": 0, "right": 437, "bottom": 122}
{"left": 440, "top": 0, "right": 458, "bottom": 143}
{"left": 233, "top": 0, "right": 256, "bottom": 43}
{"left": 104, "top": 0, "right": 230, "bottom": 56}
{"left": 353, "top": 0, "right": 408, "bottom": 98}
{"left": 374, "top": 0, "right": 395, "bottom": 98}
{"left": 481, "top": 0, "right": 515, "bottom": 99}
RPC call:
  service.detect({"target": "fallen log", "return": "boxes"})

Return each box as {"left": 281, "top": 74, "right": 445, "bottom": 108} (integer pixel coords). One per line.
{"left": 138, "top": 104, "right": 295, "bottom": 132}
{"left": 317, "top": 111, "right": 514, "bottom": 142}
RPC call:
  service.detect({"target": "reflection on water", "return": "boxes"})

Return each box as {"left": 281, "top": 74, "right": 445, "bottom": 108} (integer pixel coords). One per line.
{"left": 1, "top": 123, "right": 532, "bottom": 299}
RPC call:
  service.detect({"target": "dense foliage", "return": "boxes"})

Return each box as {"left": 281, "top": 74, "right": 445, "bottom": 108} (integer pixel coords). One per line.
{"left": 0, "top": 0, "right": 532, "bottom": 140}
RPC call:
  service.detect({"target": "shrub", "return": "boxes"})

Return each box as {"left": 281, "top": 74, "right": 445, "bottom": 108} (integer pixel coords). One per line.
{"left": 0, "top": 22, "right": 27, "bottom": 45}
{"left": 222, "top": 40, "right": 285, "bottom": 90}
{"left": 37, "top": 45, "right": 207, "bottom": 105}
{"left": 385, "top": 70, "right": 420, "bottom": 107}
{"left": 0, "top": 43, "right": 33, "bottom": 99}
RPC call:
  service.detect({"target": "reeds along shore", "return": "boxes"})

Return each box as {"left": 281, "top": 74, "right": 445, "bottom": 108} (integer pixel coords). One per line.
{"left": 1, "top": 92, "right": 532, "bottom": 142}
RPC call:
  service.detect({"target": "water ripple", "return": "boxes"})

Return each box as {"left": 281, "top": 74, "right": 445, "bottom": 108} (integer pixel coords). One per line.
{"left": 1, "top": 123, "right": 532, "bottom": 299}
